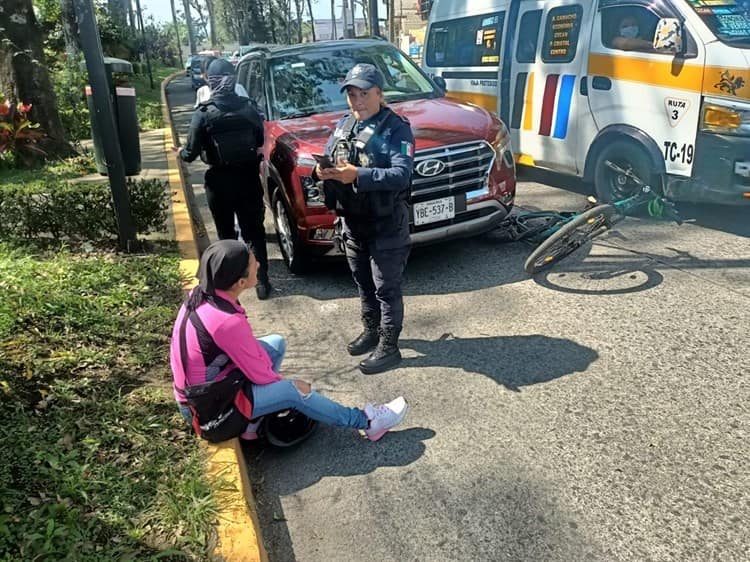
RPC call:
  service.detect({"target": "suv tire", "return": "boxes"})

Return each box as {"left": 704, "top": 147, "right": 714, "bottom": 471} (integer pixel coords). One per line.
{"left": 272, "top": 191, "right": 309, "bottom": 274}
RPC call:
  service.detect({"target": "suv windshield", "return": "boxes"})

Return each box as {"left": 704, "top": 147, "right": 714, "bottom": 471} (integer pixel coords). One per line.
{"left": 688, "top": 1, "right": 750, "bottom": 47}
{"left": 268, "top": 45, "right": 437, "bottom": 119}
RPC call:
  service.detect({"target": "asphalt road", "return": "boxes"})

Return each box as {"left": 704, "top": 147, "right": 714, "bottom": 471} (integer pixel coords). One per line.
{"left": 166, "top": 76, "right": 750, "bottom": 562}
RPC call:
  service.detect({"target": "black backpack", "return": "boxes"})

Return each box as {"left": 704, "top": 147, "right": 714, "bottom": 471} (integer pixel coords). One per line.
{"left": 203, "top": 103, "right": 259, "bottom": 166}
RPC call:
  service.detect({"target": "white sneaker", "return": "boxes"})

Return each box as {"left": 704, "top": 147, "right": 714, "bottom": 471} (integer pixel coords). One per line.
{"left": 364, "top": 396, "right": 408, "bottom": 441}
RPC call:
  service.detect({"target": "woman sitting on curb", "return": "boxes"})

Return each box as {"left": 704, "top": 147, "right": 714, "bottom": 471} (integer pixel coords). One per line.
{"left": 169, "top": 239, "right": 408, "bottom": 442}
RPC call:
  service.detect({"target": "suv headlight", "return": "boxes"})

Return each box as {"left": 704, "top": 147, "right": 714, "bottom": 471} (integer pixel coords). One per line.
{"left": 301, "top": 175, "right": 325, "bottom": 207}
{"left": 701, "top": 102, "right": 750, "bottom": 136}
{"left": 491, "top": 124, "right": 514, "bottom": 171}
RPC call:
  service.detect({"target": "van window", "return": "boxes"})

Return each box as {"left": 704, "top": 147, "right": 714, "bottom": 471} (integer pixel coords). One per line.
{"left": 686, "top": 1, "right": 750, "bottom": 48}
{"left": 601, "top": 5, "right": 661, "bottom": 53}
{"left": 426, "top": 12, "right": 505, "bottom": 67}
{"left": 541, "top": 5, "right": 584, "bottom": 63}
{"left": 516, "top": 10, "right": 543, "bottom": 63}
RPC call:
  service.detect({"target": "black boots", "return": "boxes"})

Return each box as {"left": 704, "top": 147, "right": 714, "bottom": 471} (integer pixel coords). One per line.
{"left": 359, "top": 328, "right": 402, "bottom": 374}
{"left": 255, "top": 266, "right": 272, "bottom": 300}
{"left": 347, "top": 314, "right": 380, "bottom": 356}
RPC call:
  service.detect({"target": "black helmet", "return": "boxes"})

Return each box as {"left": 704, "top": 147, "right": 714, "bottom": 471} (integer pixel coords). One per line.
{"left": 259, "top": 409, "right": 318, "bottom": 447}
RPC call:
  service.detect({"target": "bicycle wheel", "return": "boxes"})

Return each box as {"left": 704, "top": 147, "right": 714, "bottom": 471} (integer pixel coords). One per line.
{"left": 524, "top": 204, "right": 617, "bottom": 275}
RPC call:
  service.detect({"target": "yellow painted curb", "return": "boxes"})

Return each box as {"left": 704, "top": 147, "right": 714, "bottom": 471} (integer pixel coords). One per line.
{"left": 161, "top": 71, "right": 268, "bottom": 562}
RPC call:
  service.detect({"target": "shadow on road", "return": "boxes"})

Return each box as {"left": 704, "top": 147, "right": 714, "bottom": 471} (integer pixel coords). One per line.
{"left": 244, "top": 426, "right": 435, "bottom": 561}
{"left": 266, "top": 234, "right": 534, "bottom": 299}
{"left": 531, "top": 243, "right": 750, "bottom": 295}
{"left": 399, "top": 333, "right": 598, "bottom": 392}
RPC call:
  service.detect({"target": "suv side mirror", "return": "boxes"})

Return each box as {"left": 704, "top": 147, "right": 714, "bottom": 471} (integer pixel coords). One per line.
{"left": 432, "top": 75, "right": 447, "bottom": 94}
{"left": 653, "top": 18, "right": 684, "bottom": 55}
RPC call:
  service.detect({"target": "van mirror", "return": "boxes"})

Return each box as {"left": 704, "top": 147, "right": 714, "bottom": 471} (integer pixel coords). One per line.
{"left": 653, "top": 18, "right": 684, "bottom": 54}
{"left": 432, "top": 75, "right": 447, "bottom": 94}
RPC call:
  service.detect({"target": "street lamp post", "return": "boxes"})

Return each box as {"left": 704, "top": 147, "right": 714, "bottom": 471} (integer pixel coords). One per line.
{"left": 72, "top": 0, "right": 137, "bottom": 251}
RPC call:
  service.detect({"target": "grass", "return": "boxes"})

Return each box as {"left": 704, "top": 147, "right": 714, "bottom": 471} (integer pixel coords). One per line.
{"left": 130, "top": 66, "right": 181, "bottom": 130}
{"left": 0, "top": 152, "right": 96, "bottom": 185}
{"left": 0, "top": 241, "right": 218, "bottom": 560}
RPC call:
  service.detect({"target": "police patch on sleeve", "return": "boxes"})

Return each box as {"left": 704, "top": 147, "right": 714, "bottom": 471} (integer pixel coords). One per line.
{"left": 401, "top": 141, "right": 414, "bottom": 158}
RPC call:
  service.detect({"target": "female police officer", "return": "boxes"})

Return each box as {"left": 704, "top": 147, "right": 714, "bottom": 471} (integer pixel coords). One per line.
{"left": 315, "top": 63, "right": 415, "bottom": 374}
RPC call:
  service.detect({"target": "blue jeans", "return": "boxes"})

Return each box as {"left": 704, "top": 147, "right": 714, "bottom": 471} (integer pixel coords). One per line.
{"left": 257, "top": 334, "right": 286, "bottom": 373}
{"left": 252, "top": 334, "right": 368, "bottom": 429}
{"left": 179, "top": 334, "right": 368, "bottom": 430}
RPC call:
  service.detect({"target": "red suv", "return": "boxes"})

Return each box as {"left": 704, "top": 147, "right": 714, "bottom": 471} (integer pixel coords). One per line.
{"left": 236, "top": 39, "right": 516, "bottom": 273}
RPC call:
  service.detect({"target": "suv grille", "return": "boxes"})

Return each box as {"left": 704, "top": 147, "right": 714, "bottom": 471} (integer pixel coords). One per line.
{"left": 411, "top": 140, "right": 495, "bottom": 204}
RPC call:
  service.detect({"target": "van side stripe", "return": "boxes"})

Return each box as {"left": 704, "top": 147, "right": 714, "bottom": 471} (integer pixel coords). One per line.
{"left": 539, "top": 74, "right": 559, "bottom": 137}
{"left": 588, "top": 53, "right": 702, "bottom": 92}
{"left": 511, "top": 73, "right": 528, "bottom": 129}
{"left": 553, "top": 75, "right": 576, "bottom": 139}
{"left": 445, "top": 91, "right": 498, "bottom": 113}
{"left": 523, "top": 72, "right": 535, "bottom": 131}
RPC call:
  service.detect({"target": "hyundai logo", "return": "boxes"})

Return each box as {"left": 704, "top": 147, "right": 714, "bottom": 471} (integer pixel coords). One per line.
{"left": 415, "top": 158, "right": 446, "bottom": 177}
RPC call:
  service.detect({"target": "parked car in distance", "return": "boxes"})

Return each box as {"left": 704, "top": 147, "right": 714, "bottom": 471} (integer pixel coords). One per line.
{"left": 189, "top": 56, "right": 204, "bottom": 89}
{"left": 236, "top": 38, "right": 517, "bottom": 273}
{"left": 185, "top": 54, "right": 198, "bottom": 76}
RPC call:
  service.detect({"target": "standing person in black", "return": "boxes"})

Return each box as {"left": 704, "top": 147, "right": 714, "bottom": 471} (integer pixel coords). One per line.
{"left": 314, "top": 63, "right": 415, "bottom": 374}
{"left": 179, "top": 59, "right": 273, "bottom": 300}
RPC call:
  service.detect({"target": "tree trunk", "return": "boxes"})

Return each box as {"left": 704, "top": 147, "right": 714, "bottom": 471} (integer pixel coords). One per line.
{"left": 125, "top": 0, "right": 136, "bottom": 32}
{"left": 356, "top": 0, "right": 369, "bottom": 35}
{"left": 306, "top": 0, "right": 316, "bottom": 41}
{"left": 205, "top": 0, "right": 217, "bottom": 47}
{"left": 294, "top": 0, "right": 303, "bottom": 44}
{"left": 0, "top": 0, "right": 73, "bottom": 159}
{"left": 59, "top": 0, "right": 82, "bottom": 60}
{"left": 330, "top": 0, "right": 337, "bottom": 40}
{"left": 183, "top": 0, "right": 198, "bottom": 52}
{"left": 170, "top": 0, "right": 184, "bottom": 67}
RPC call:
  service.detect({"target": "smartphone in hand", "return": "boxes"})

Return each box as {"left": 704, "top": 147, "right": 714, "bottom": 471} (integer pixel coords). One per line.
{"left": 312, "top": 153, "right": 335, "bottom": 169}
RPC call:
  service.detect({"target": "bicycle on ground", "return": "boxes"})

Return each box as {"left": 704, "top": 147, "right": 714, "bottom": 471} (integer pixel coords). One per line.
{"left": 496, "top": 161, "right": 682, "bottom": 275}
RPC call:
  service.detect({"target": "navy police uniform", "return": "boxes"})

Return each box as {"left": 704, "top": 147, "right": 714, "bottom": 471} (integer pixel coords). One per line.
{"left": 179, "top": 59, "right": 272, "bottom": 299}
{"left": 320, "top": 63, "right": 415, "bottom": 374}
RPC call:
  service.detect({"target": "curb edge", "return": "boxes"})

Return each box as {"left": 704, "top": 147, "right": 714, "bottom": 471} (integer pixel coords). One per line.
{"left": 161, "top": 70, "right": 268, "bottom": 562}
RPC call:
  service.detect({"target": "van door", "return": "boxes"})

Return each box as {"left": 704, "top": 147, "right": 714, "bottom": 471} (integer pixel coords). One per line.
{"left": 586, "top": 1, "right": 705, "bottom": 181}
{"left": 507, "top": 0, "right": 594, "bottom": 174}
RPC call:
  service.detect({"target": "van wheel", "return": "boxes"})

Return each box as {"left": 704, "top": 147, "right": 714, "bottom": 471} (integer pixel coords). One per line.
{"left": 272, "top": 192, "right": 309, "bottom": 274}
{"left": 593, "top": 140, "right": 655, "bottom": 203}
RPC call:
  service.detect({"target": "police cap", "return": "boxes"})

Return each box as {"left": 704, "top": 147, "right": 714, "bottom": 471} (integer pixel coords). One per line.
{"left": 340, "top": 63, "right": 385, "bottom": 92}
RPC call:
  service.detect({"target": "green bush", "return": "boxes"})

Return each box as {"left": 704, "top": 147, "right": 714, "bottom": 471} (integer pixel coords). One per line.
{"left": 0, "top": 177, "right": 169, "bottom": 241}
{"left": 52, "top": 60, "right": 92, "bottom": 143}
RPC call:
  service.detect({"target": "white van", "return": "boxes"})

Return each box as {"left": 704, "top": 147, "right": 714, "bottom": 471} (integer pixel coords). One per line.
{"left": 423, "top": 0, "right": 750, "bottom": 205}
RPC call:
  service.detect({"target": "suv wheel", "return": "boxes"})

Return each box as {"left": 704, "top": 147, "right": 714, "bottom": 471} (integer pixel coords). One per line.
{"left": 272, "top": 192, "right": 309, "bottom": 274}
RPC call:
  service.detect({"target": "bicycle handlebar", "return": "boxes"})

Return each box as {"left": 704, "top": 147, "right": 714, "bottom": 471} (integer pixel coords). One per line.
{"left": 604, "top": 160, "right": 681, "bottom": 225}
{"left": 604, "top": 160, "right": 645, "bottom": 186}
